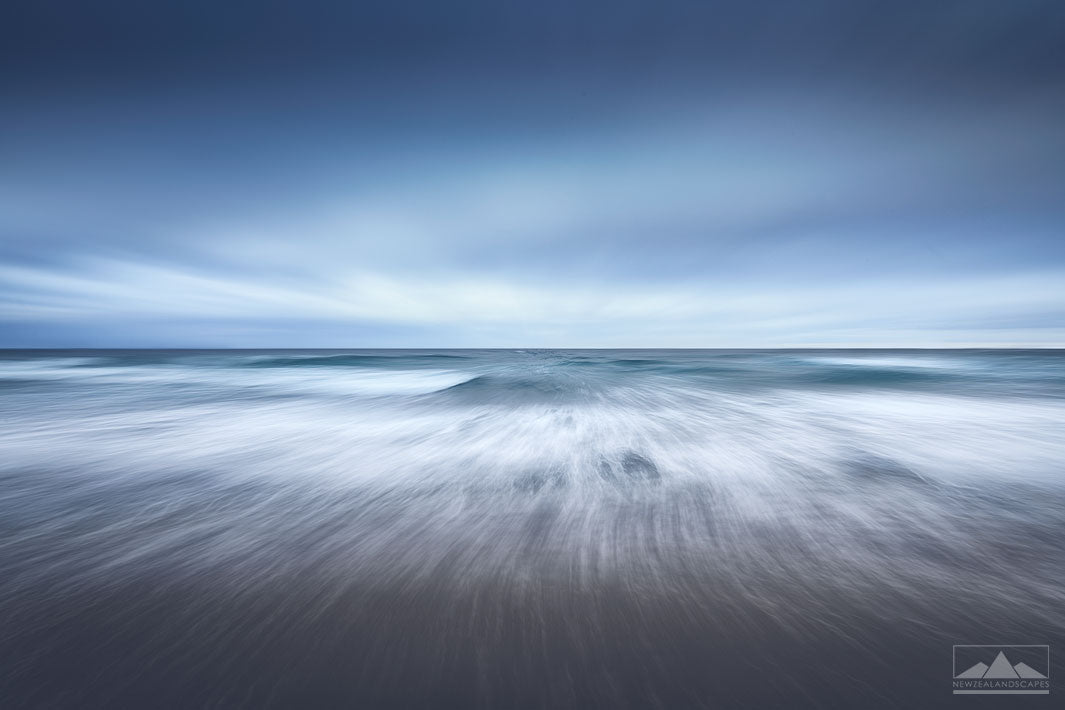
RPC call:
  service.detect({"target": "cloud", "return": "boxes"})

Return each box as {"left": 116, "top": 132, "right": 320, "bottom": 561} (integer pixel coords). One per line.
{"left": 1, "top": 1, "right": 1063, "bottom": 346}
{"left": 3, "top": 255, "right": 1063, "bottom": 346}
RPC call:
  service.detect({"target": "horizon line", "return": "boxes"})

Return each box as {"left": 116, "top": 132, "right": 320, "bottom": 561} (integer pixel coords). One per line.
{"left": 3, "top": 346, "right": 1064, "bottom": 352}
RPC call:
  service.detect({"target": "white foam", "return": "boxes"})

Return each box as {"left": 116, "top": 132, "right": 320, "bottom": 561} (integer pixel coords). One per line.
{"left": 812, "top": 355, "right": 968, "bottom": 369}
{"left": 0, "top": 357, "right": 477, "bottom": 396}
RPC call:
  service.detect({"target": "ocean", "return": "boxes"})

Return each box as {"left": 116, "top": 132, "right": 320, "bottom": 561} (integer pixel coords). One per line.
{"left": 1, "top": 349, "right": 1063, "bottom": 708}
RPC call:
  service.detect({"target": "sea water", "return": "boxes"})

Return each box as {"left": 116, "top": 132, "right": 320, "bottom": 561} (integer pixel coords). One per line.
{"left": 1, "top": 349, "right": 1063, "bottom": 707}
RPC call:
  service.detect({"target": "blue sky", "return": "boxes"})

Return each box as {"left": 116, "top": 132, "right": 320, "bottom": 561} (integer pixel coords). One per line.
{"left": 2, "top": 0, "right": 1064, "bottom": 346}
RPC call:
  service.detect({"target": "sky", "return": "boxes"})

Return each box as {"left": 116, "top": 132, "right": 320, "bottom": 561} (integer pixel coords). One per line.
{"left": 1, "top": 0, "right": 1064, "bottom": 347}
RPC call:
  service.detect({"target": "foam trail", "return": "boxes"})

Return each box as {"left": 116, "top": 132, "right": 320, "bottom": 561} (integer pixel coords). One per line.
{"left": 1, "top": 349, "right": 1063, "bottom": 708}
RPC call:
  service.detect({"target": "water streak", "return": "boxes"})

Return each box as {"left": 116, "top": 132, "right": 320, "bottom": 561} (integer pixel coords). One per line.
{"left": 1, "top": 349, "right": 1063, "bottom": 708}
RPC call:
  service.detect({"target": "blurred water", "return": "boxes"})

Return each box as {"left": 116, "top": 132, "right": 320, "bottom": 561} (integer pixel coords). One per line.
{"left": 1, "top": 349, "right": 1064, "bottom": 708}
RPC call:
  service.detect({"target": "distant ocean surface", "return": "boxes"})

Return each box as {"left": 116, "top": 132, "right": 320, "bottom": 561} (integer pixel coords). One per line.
{"left": 1, "top": 349, "right": 1063, "bottom": 708}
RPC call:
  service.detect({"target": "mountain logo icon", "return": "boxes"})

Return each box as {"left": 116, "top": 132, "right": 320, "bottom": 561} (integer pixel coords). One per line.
{"left": 955, "top": 651, "right": 1047, "bottom": 679}
{"left": 953, "top": 645, "right": 1050, "bottom": 695}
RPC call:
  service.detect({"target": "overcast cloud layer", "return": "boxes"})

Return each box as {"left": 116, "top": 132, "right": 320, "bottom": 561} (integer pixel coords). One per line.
{"left": 2, "top": 0, "right": 1064, "bottom": 346}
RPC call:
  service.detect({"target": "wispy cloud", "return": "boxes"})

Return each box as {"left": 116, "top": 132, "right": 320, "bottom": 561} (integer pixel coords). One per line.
{"left": 3, "top": 256, "right": 1063, "bottom": 346}
{"left": 2, "top": 1, "right": 1063, "bottom": 346}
